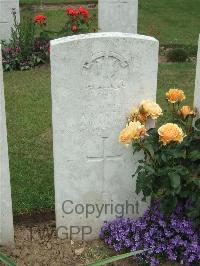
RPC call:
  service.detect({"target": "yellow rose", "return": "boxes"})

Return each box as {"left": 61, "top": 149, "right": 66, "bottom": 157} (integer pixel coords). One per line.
{"left": 180, "top": 106, "right": 194, "bottom": 119}
{"left": 166, "top": 88, "right": 186, "bottom": 103}
{"left": 139, "top": 100, "right": 162, "bottom": 119}
{"left": 130, "top": 108, "right": 147, "bottom": 124}
{"left": 158, "top": 123, "right": 185, "bottom": 145}
{"left": 137, "top": 113, "right": 148, "bottom": 124}
{"left": 119, "top": 121, "right": 146, "bottom": 144}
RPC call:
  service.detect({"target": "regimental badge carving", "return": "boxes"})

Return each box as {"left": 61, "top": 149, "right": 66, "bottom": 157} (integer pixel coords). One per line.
{"left": 83, "top": 51, "right": 129, "bottom": 90}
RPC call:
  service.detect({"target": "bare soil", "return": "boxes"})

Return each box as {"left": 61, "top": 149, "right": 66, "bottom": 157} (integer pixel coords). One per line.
{"left": 1, "top": 220, "right": 137, "bottom": 266}
{"left": 1, "top": 215, "right": 181, "bottom": 266}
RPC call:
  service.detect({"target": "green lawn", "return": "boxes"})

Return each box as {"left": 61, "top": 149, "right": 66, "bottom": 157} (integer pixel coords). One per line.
{"left": 20, "top": 0, "right": 200, "bottom": 46}
{"left": 21, "top": 8, "right": 98, "bottom": 37}
{"left": 4, "top": 63, "right": 196, "bottom": 213}
{"left": 158, "top": 64, "right": 195, "bottom": 106}
{"left": 157, "top": 63, "right": 196, "bottom": 125}
{"left": 4, "top": 67, "right": 54, "bottom": 213}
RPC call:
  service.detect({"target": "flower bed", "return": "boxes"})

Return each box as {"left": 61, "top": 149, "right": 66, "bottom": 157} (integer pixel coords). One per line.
{"left": 1, "top": 6, "right": 96, "bottom": 71}
{"left": 100, "top": 201, "right": 200, "bottom": 266}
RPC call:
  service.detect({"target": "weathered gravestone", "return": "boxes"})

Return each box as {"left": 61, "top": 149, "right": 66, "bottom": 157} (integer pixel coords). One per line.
{"left": 51, "top": 32, "right": 159, "bottom": 240}
{"left": 98, "top": 0, "right": 138, "bottom": 33}
{"left": 0, "top": 45, "right": 14, "bottom": 245}
{"left": 0, "top": 0, "right": 20, "bottom": 41}
{"left": 194, "top": 35, "right": 200, "bottom": 119}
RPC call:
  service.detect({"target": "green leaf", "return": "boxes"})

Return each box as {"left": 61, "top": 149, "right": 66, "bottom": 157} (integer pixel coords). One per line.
{"left": 169, "top": 173, "right": 181, "bottom": 189}
{"left": 136, "top": 171, "right": 152, "bottom": 196}
{"left": 189, "top": 151, "right": 200, "bottom": 161}
{"left": 195, "top": 118, "right": 200, "bottom": 130}
{"left": 0, "top": 251, "right": 16, "bottom": 266}
{"left": 161, "top": 154, "right": 167, "bottom": 162}
{"left": 87, "top": 250, "right": 148, "bottom": 266}
{"left": 186, "top": 208, "right": 200, "bottom": 219}
{"left": 193, "top": 178, "right": 200, "bottom": 187}
{"left": 132, "top": 165, "right": 143, "bottom": 178}
{"left": 143, "top": 165, "right": 155, "bottom": 174}
{"left": 172, "top": 149, "right": 186, "bottom": 159}
{"left": 160, "top": 196, "right": 177, "bottom": 214}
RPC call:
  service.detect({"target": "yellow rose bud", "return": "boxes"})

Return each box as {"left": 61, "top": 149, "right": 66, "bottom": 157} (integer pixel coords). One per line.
{"left": 180, "top": 106, "right": 194, "bottom": 119}
{"left": 166, "top": 88, "right": 186, "bottom": 103}
{"left": 139, "top": 99, "right": 162, "bottom": 119}
{"left": 158, "top": 123, "right": 185, "bottom": 145}
{"left": 119, "top": 121, "right": 146, "bottom": 144}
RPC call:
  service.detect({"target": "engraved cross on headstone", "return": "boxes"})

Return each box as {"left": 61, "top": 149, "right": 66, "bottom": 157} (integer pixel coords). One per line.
{"left": 87, "top": 137, "right": 122, "bottom": 163}
{"left": 87, "top": 137, "right": 122, "bottom": 194}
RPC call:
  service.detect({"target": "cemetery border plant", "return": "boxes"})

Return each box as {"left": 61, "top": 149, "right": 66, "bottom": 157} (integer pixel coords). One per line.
{"left": 166, "top": 48, "right": 188, "bottom": 62}
{"left": 1, "top": 6, "right": 95, "bottom": 71}
{"left": 119, "top": 88, "right": 200, "bottom": 226}
{"left": 100, "top": 201, "right": 200, "bottom": 266}
{"left": 2, "top": 11, "right": 49, "bottom": 71}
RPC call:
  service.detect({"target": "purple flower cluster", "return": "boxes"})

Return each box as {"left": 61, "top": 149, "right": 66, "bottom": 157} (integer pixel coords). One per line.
{"left": 2, "top": 38, "right": 50, "bottom": 71}
{"left": 100, "top": 202, "right": 200, "bottom": 266}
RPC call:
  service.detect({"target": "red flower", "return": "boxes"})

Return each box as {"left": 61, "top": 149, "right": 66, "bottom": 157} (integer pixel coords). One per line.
{"left": 66, "top": 6, "right": 89, "bottom": 18}
{"left": 34, "top": 14, "right": 47, "bottom": 24}
{"left": 78, "top": 6, "right": 89, "bottom": 18}
{"left": 74, "top": 9, "right": 80, "bottom": 16}
{"left": 71, "top": 25, "right": 78, "bottom": 32}
{"left": 66, "top": 7, "right": 75, "bottom": 15}
{"left": 66, "top": 7, "right": 80, "bottom": 16}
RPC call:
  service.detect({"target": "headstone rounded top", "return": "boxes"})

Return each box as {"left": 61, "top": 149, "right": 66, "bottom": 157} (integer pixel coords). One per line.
{"left": 51, "top": 32, "right": 159, "bottom": 47}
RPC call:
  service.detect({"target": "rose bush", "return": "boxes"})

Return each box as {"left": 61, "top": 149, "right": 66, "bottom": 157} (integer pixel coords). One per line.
{"left": 119, "top": 88, "right": 200, "bottom": 226}
{"left": 62, "top": 6, "right": 95, "bottom": 35}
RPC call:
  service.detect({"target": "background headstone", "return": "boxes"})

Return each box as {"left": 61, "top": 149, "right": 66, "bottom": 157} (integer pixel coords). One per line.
{"left": 98, "top": 0, "right": 138, "bottom": 33}
{"left": 194, "top": 35, "right": 200, "bottom": 118}
{"left": 51, "top": 32, "right": 159, "bottom": 240}
{"left": 0, "top": 45, "right": 14, "bottom": 245}
{"left": 0, "top": 0, "right": 20, "bottom": 41}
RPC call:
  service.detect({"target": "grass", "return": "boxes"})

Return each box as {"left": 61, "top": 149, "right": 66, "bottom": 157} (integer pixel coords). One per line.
{"left": 158, "top": 63, "right": 195, "bottom": 109}
{"left": 157, "top": 63, "right": 195, "bottom": 125}
{"left": 4, "top": 67, "right": 54, "bottom": 213}
{"left": 19, "top": 0, "right": 200, "bottom": 46}
{"left": 21, "top": 8, "right": 98, "bottom": 36}
{"left": 3, "top": 63, "right": 196, "bottom": 213}
{"left": 138, "top": 0, "right": 200, "bottom": 46}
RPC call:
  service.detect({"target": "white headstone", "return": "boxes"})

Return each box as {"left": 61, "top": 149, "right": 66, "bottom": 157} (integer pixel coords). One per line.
{"left": 0, "top": 0, "right": 20, "bottom": 41}
{"left": 0, "top": 45, "right": 14, "bottom": 245}
{"left": 51, "top": 32, "right": 159, "bottom": 240}
{"left": 98, "top": 0, "right": 138, "bottom": 34}
{"left": 194, "top": 35, "right": 200, "bottom": 118}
